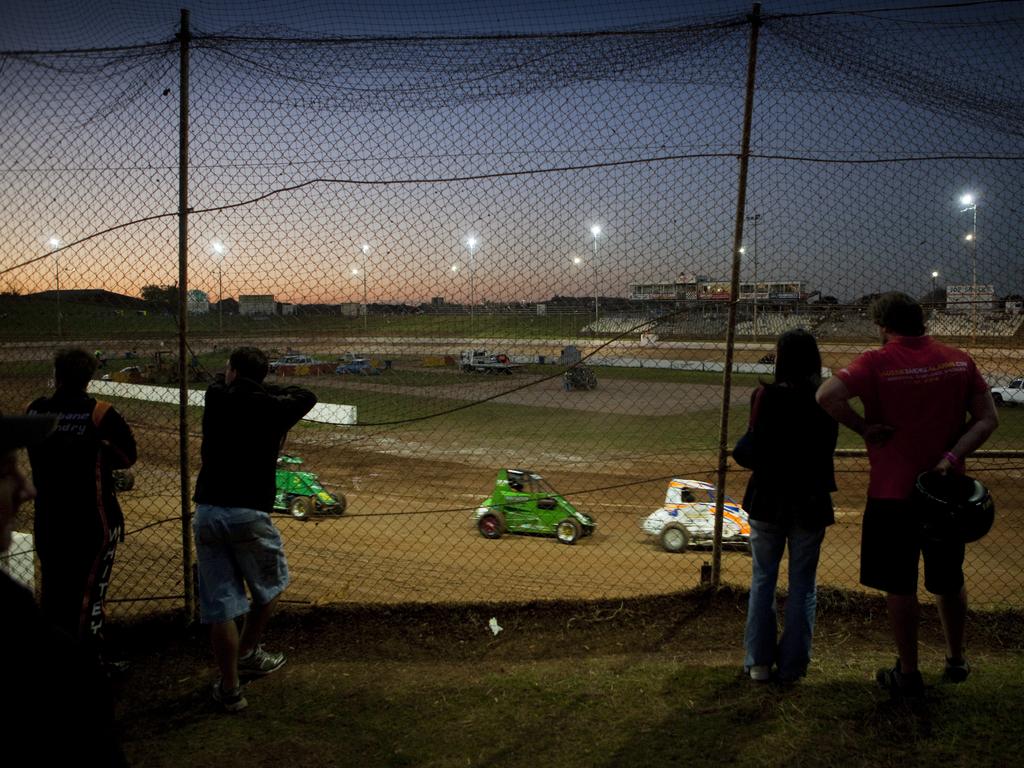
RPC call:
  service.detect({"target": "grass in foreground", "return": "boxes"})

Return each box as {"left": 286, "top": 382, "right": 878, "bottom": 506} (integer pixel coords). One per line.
{"left": 115, "top": 590, "right": 1024, "bottom": 768}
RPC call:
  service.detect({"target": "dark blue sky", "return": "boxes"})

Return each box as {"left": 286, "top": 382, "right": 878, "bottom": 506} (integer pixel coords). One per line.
{"left": 3, "top": 2, "right": 859, "bottom": 48}
{"left": 1, "top": 1, "right": 1021, "bottom": 303}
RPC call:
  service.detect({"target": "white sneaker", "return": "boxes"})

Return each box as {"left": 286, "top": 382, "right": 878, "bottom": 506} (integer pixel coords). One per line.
{"left": 749, "top": 665, "right": 772, "bottom": 682}
{"left": 238, "top": 645, "right": 286, "bottom": 676}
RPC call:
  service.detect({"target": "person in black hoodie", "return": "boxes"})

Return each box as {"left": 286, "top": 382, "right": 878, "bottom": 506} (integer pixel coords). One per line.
{"left": 27, "top": 348, "right": 137, "bottom": 661}
{"left": 734, "top": 329, "right": 838, "bottom": 683}
{"left": 192, "top": 346, "right": 316, "bottom": 712}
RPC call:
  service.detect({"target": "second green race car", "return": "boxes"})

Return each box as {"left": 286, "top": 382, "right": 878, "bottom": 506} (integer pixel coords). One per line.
{"left": 474, "top": 468, "right": 595, "bottom": 544}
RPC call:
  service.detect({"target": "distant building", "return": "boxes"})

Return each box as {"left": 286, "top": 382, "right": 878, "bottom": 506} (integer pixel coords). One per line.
{"left": 187, "top": 289, "right": 209, "bottom": 314}
{"left": 947, "top": 284, "right": 995, "bottom": 314}
{"left": 212, "top": 297, "right": 238, "bottom": 315}
{"left": 338, "top": 302, "right": 361, "bottom": 318}
{"left": 629, "top": 275, "right": 808, "bottom": 302}
{"left": 239, "top": 294, "right": 275, "bottom": 316}
{"left": 278, "top": 302, "right": 296, "bottom": 316}
{"left": 629, "top": 274, "right": 704, "bottom": 301}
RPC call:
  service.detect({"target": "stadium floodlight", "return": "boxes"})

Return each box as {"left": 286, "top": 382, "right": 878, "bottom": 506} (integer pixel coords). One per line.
{"left": 745, "top": 211, "right": 763, "bottom": 341}
{"left": 211, "top": 240, "right": 227, "bottom": 332}
{"left": 49, "top": 236, "right": 62, "bottom": 338}
{"left": 959, "top": 192, "right": 979, "bottom": 343}
{"left": 465, "top": 235, "right": 479, "bottom": 332}
{"left": 931, "top": 270, "right": 939, "bottom": 294}
{"left": 358, "top": 243, "right": 370, "bottom": 331}
{"left": 589, "top": 225, "right": 602, "bottom": 324}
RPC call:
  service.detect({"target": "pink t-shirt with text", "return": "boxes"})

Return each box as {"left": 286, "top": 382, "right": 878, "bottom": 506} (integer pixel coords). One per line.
{"left": 835, "top": 335, "right": 987, "bottom": 499}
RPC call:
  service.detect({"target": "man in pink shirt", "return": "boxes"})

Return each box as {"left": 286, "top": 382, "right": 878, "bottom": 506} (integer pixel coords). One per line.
{"left": 817, "top": 293, "right": 998, "bottom": 698}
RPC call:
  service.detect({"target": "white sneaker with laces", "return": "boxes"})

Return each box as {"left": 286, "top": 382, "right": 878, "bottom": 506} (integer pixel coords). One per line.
{"left": 238, "top": 645, "right": 286, "bottom": 676}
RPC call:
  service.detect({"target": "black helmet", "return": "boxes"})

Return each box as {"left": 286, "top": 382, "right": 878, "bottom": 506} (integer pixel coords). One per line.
{"left": 914, "top": 472, "right": 995, "bottom": 543}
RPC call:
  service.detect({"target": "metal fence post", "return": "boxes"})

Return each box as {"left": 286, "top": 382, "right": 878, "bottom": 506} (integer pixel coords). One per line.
{"left": 712, "top": 2, "right": 762, "bottom": 587}
{"left": 177, "top": 8, "right": 195, "bottom": 623}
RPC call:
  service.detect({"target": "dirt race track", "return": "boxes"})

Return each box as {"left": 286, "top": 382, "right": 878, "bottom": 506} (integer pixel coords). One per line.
{"left": 105, "top": 421, "right": 1024, "bottom": 618}
{"left": 5, "top": 341, "right": 1022, "bottom": 616}
{"left": 334, "top": 373, "right": 750, "bottom": 416}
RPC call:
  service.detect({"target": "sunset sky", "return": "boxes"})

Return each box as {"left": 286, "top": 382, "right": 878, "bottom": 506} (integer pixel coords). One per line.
{"left": 2, "top": 1, "right": 1021, "bottom": 306}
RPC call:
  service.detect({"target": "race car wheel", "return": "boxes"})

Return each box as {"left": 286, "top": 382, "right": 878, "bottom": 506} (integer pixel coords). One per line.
{"left": 556, "top": 518, "right": 581, "bottom": 545}
{"left": 289, "top": 496, "right": 314, "bottom": 521}
{"left": 992, "top": 392, "right": 1003, "bottom": 405}
{"left": 660, "top": 524, "right": 690, "bottom": 553}
{"left": 330, "top": 493, "right": 347, "bottom": 515}
{"left": 478, "top": 514, "right": 503, "bottom": 539}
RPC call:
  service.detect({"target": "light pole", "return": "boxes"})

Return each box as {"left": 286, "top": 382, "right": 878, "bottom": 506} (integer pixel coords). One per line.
{"left": 590, "top": 225, "right": 601, "bottom": 325}
{"left": 212, "top": 240, "right": 226, "bottom": 334}
{"left": 465, "top": 236, "right": 478, "bottom": 334}
{"left": 449, "top": 262, "right": 460, "bottom": 307}
{"left": 360, "top": 242, "right": 370, "bottom": 332}
{"left": 960, "top": 193, "right": 978, "bottom": 344}
{"left": 931, "top": 269, "right": 939, "bottom": 295}
{"left": 572, "top": 256, "right": 584, "bottom": 328}
{"left": 745, "top": 213, "right": 761, "bottom": 340}
{"left": 48, "top": 237, "right": 62, "bottom": 338}
{"left": 739, "top": 245, "right": 749, "bottom": 337}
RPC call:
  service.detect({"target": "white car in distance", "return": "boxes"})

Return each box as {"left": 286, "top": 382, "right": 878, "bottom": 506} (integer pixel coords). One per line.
{"left": 991, "top": 378, "right": 1024, "bottom": 406}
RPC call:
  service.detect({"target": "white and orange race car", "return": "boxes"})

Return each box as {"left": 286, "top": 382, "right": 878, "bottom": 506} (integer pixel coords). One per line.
{"left": 641, "top": 478, "right": 751, "bottom": 553}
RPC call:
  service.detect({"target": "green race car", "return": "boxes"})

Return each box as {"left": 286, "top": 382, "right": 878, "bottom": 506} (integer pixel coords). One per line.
{"left": 274, "top": 454, "right": 346, "bottom": 521}
{"left": 474, "top": 468, "right": 595, "bottom": 544}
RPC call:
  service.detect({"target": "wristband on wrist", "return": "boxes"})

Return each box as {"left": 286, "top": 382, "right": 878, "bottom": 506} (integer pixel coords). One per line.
{"left": 943, "top": 451, "right": 964, "bottom": 469}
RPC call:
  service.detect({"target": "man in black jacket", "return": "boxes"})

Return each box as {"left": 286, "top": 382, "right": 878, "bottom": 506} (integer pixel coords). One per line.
{"left": 193, "top": 346, "right": 317, "bottom": 712}
{"left": 27, "top": 348, "right": 137, "bottom": 659}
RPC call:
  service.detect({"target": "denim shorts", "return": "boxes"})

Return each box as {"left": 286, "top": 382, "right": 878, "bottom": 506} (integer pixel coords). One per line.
{"left": 193, "top": 504, "right": 290, "bottom": 624}
{"left": 860, "top": 498, "right": 965, "bottom": 596}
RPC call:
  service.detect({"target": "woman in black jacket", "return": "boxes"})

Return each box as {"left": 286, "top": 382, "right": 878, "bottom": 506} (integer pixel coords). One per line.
{"left": 736, "top": 329, "right": 838, "bottom": 682}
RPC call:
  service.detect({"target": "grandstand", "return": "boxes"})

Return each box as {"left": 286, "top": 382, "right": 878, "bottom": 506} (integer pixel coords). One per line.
{"left": 927, "top": 311, "right": 1024, "bottom": 338}
{"left": 653, "top": 315, "right": 730, "bottom": 338}
{"left": 582, "top": 315, "right": 652, "bottom": 335}
{"left": 813, "top": 313, "right": 879, "bottom": 340}
{"left": 585, "top": 309, "right": 1023, "bottom": 342}
{"left": 734, "top": 314, "right": 817, "bottom": 337}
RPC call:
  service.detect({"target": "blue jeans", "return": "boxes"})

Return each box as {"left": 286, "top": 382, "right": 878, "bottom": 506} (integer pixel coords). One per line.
{"left": 744, "top": 519, "right": 826, "bottom": 680}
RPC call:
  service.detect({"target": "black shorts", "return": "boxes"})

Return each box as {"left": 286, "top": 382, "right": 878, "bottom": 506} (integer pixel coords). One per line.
{"left": 860, "top": 498, "right": 965, "bottom": 596}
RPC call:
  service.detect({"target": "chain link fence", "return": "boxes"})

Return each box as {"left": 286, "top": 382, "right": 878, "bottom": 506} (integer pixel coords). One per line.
{"left": 1, "top": 2, "right": 1021, "bottom": 618}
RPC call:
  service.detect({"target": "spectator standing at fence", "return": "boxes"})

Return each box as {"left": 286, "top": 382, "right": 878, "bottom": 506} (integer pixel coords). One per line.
{"left": 816, "top": 292, "right": 998, "bottom": 698}
{"left": 735, "top": 329, "right": 838, "bottom": 683}
{"left": 1, "top": 412, "right": 127, "bottom": 766}
{"left": 27, "top": 348, "right": 137, "bottom": 662}
{"left": 193, "top": 346, "right": 316, "bottom": 712}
